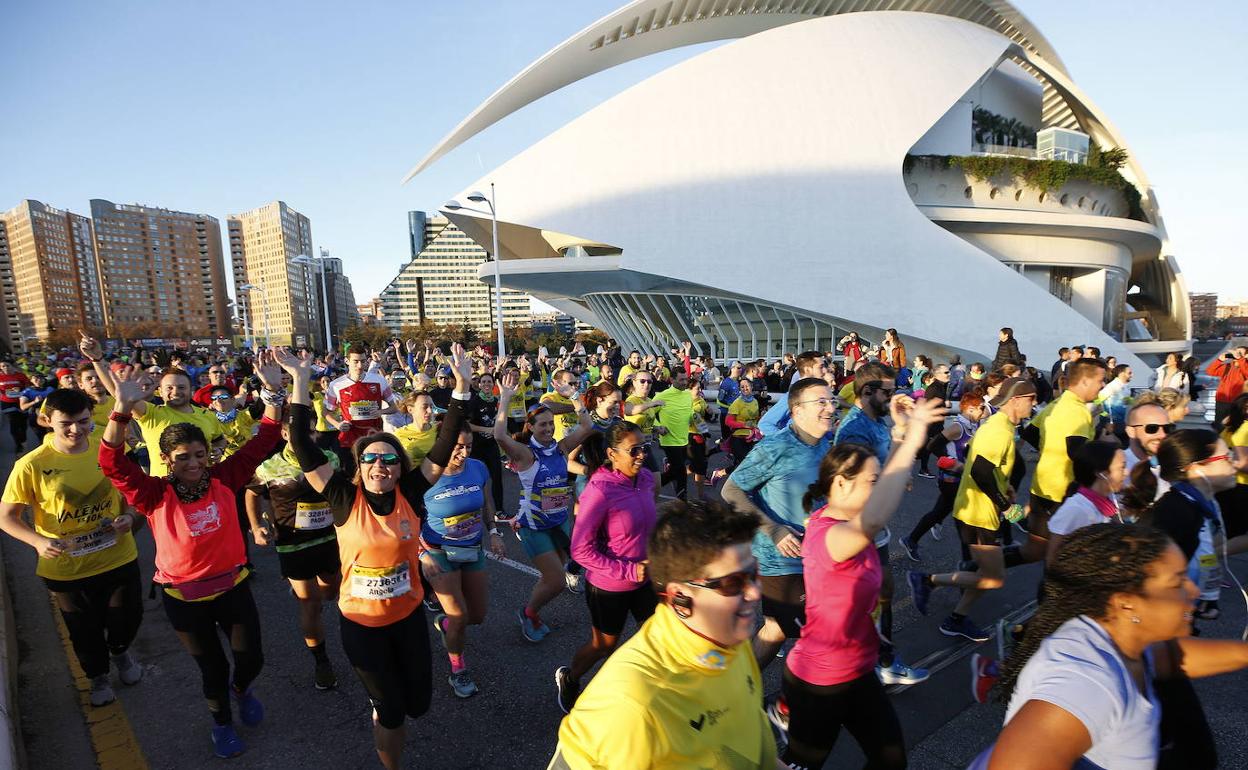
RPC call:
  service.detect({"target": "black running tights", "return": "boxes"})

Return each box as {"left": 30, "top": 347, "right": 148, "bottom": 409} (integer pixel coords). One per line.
{"left": 781, "top": 667, "right": 906, "bottom": 769}
{"left": 48, "top": 559, "right": 143, "bottom": 679}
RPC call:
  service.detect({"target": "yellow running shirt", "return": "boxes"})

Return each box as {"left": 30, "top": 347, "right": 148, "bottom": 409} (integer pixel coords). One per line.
{"left": 541, "top": 391, "right": 579, "bottom": 441}
{"left": 1029, "top": 390, "right": 1094, "bottom": 503}
{"left": 953, "top": 410, "right": 1017, "bottom": 531}
{"left": 217, "top": 410, "right": 258, "bottom": 457}
{"left": 654, "top": 387, "right": 693, "bottom": 448}
{"left": 394, "top": 423, "right": 437, "bottom": 465}
{"left": 727, "top": 398, "right": 760, "bottom": 438}
{"left": 2, "top": 436, "right": 137, "bottom": 581}
{"left": 551, "top": 605, "right": 775, "bottom": 770}
{"left": 137, "top": 404, "right": 225, "bottom": 478}
{"left": 1223, "top": 422, "right": 1248, "bottom": 486}
{"left": 623, "top": 394, "right": 658, "bottom": 435}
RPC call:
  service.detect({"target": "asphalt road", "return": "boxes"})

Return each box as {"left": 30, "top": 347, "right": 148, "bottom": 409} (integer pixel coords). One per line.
{"left": 6, "top": 421, "right": 1248, "bottom": 769}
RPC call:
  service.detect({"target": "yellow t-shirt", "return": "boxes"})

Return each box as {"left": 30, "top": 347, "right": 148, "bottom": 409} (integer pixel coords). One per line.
{"left": 953, "top": 410, "right": 1017, "bottom": 531}
{"left": 137, "top": 404, "right": 226, "bottom": 478}
{"left": 552, "top": 606, "right": 775, "bottom": 770}
{"left": 217, "top": 410, "right": 258, "bottom": 457}
{"left": 507, "top": 379, "right": 529, "bottom": 421}
{"left": 312, "top": 397, "right": 332, "bottom": 432}
{"left": 727, "top": 397, "right": 760, "bottom": 438}
{"left": 1030, "top": 390, "right": 1094, "bottom": 503}
{"left": 624, "top": 394, "right": 659, "bottom": 434}
{"left": 1223, "top": 423, "right": 1248, "bottom": 486}
{"left": 541, "top": 392, "right": 579, "bottom": 442}
{"left": 1, "top": 436, "right": 137, "bottom": 581}
{"left": 394, "top": 423, "right": 437, "bottom": 465}
{"left": 617, "top": 365, "right": 640, "bottom": 387}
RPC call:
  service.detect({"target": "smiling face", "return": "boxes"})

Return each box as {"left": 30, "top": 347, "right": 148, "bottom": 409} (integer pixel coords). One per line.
{"left": 76, "top": 368, "right": 109, "bottom": 398}
{"left": 668, "top": 543, "right": 761, "bottom": 647}
{"left": 1126, "top": 404, "right": 1171, "bottom": 457}
{"left": 447, "top": 430, "right": 473, "bottom": 470}
{"left": 828, "top": 455, "right": 881, "bottom": 516}
{"left": 160, "top": 372, "right": 191, "bottom": 407}
{"left": 1126, "top": 543, "right": 1198, "bottom": 642}
{"left": 607, "top": 428, "right": 645, "bottom": 477}
{"left": 529, "top": 410, "right": 555, "bottom": 445}
{"left": 358, "top": 439, "right": 401, "bottom": 493}
{"left": 163, "top": 442, "right": 210, "bottom": 485}
{"left": 789, "top": 384, "right": 836, "bottom": 438}
{"left": 48, "top": 407, "right": 94, "bottom": 452}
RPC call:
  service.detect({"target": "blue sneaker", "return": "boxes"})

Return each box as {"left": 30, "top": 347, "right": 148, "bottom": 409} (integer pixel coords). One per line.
{"left": 876, "top": 660, "right": 929, "bottom": 685}
{"left": 940, "top": 615, "right": 991, "bottom": 643}
{"left": 231, "top": 687, "right": 264, "bottom": 726}
{"left": 211, "top": 724, "right": 246, "bottom": 758}
{"left": 517, "top": 608, "right": 549, "bottom": 643}
{"left": 907, "top": 571, "right": 932, "bottom": 616}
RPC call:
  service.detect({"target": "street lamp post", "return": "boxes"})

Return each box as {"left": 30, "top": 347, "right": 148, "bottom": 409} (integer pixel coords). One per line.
{"left": 240, "top": 283, "right": 269, "bottom": 348}
{"left": 444, "top": 184, "right": 506, "bottom": 358}
{"left": 292, "top": 253, "right": 334, "bottom": 353}
{"left": 237, "top": 296, "right": 252, "bottom": 351}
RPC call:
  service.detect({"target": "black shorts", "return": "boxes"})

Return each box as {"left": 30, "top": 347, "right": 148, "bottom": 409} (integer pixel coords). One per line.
{"left": 760, "top": 573, "right": 806, "bottom": 638}
{"left": 585, "top": 582, "right": 657, "bottom": 636}
{"left": 277, "top": 537, "right": 341, "bottom": 581}
{"left": 1027, "top": 495, "right": 1061, "bottom": 538}
{"left": 957, "top": 520, "right": 1003, "bottom": 547}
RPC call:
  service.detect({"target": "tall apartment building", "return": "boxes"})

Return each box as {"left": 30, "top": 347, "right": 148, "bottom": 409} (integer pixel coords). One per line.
{"left": 228, "top": 201, "right": 320, "bottom": 349}
{"left": 0, "top": 220, "right": 19, "bottom": 353}
{"left": 357, "top": 298, "right": 384, "bottom": 326}
{"left": 380, "top": 212, "right": 530, "bottom": 335}
{"left": 0, "top": 200, "right": 103, "bottom": 349}
{"left": 89, "top": 200, "right": 230, "bottom": 337}
{"left": 314, "top": 250, "right": 361, "bottom": 349}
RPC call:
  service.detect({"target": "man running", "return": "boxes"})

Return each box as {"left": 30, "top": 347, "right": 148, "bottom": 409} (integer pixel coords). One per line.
{"left": 654, "top": 370, "right": 694, "bottom": 500}
{"left": 0, "top": 359, "right": 32, "bottom": 451}
{"left": 548, "top": 499, "right": 778, "bottom": 769}
{"left": 0, "top": 388, "right": 144, "bottom": 706}
{"left": 324, "top": 348, "right": 400, "bottom": 455}
{"left": 721, "top": 377, "right": 835, "bottom": 675}
{"left": 757, "top": 351, "right": 828, "bottom": 436}
{"left": 833, "top": 362, "right": 926, "bottom": 684}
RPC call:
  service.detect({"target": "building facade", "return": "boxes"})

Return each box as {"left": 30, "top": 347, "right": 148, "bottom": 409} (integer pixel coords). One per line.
{"left": 89, "top": 200, "right": 230, "bottom": 338}
{"left": 1189, "top": 292, "right": 1218, "bottom": 336}
{"left": 228, "top": 201, "right": 320, "bottom": 349}
{"left": 315, "top": 251, "right": 361, "bottom": 349}
{"left": 411, "top": 1, "right": 1190, "bottom": 377}
{"left": 357, "top": 298, "right": 384, "bottom": 326}
{"left": 0, "top": 200, "right": 103, "bottom": 349}
{"left": 379, "top": 213, "right": 530, "bottom": 335}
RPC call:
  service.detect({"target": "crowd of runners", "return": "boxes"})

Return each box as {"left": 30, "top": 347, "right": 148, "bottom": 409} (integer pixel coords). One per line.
{"left": 1, "top": 328, "right": 1247, "bottom": 768}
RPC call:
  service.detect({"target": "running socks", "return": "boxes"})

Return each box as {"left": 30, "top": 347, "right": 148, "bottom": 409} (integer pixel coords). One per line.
{"left": 309, "top": 642, "right": 329, "bottom": 663}
{"left": 449, "top": 653, "right": 466, "bottom": 674}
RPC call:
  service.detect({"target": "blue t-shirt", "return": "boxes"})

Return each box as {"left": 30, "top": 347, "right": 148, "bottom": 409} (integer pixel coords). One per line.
{"left": 716, "top": 377, "right": 740, "bottom": 409}
{"left": 421, "top": 458, "right": 489, "bottom": 547}
{"left": 834, "top": 406, "right": 890, "bottom": 465}
{"left": 20, "top": 386, "right": 54, "bottom": 407}
{"left": 999, "top": 615, "right": 1159, "bottom": 770}
{"left": 728, "top": 426, "right": 831, "bottom": 576}
{"left": 757, "top": 391, "right": 791, "bottom": 436}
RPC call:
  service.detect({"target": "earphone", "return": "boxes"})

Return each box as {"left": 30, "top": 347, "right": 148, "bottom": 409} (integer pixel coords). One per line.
{"left": 670, "top": 591, "right": 694, "bottom": 618}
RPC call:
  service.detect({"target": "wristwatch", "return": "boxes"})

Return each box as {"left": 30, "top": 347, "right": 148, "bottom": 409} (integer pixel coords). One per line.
{"left": 489, "top": 527, "right": 502, "bottom": 537}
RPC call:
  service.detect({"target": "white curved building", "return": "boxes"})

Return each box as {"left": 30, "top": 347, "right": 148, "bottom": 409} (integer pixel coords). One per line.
{"left": 408, "top": 0, "right": 1189, "bottom": 370}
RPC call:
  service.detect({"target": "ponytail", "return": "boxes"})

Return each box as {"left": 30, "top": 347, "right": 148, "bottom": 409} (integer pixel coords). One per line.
{"left": 1120, "top": 461, "right": 1159, "bottom": 518}
{"left": 803, "top": 444, "right": 875, "bottom": 513}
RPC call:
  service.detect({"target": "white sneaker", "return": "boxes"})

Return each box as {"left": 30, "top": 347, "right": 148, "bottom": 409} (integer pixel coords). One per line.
{"left": 112, "top": 651, "right": 143, "bottom": 686}
{"left": 930, "top": 522, "right": 943, "bottom": 541}
{"left": 89, "top": 674, "right": 116, "bottom": 706}
{"left": 564, "top": 571, "right": 584, "bottom": 594}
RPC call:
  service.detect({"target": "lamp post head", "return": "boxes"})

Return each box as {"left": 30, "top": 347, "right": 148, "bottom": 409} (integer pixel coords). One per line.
{"left": 443, "top": 200, "right": 463, "bottom": 211}
{"left": 466, "top": 190, "right": 490, "bottom": 206}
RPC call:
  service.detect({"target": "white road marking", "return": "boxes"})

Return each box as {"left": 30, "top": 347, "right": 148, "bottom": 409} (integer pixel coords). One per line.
{"left": 486, "top": 551, "right": 542, "bottom": 578}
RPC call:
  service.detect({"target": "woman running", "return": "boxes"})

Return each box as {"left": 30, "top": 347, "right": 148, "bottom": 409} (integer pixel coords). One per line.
{"left": 392, "top": 390, "right": 436, "bottom": 464}
{"left": 244, "top": 408, "right": 342, "bottom": 691}
{"left": 466, "top": 371, "right": 505, "bottom": 513}
{"left": 421, "top": 425, "right": 506, "bottom": 698}
{"left": 725, "top": 378, "right": 761, "bottom": 470}
{"left": 98, "top": 354, "right": 285, "bottom": 759}
{"left": 567, "top": 380, "right": 624, "bottom": 495}
{"left": 973, "top": 523, "right": 1248, "bottom": 770}
{"left": 554, "top": 421, "right": 658, "bottom": 713}
{"left": 280, "top": 344, "right": 472, "bottom": 770}
{"left": 779, "top": 396, "right": 944, "bottom": 769}
{"left": 1045, "top": 441, "right": 1128, "bottom": 563}
{"left": 494, "top": 370, "right": 593, "bottom": 642}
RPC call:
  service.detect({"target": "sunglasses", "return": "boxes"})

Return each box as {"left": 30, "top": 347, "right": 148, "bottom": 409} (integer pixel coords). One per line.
{"left": 1128, "top": 423, "right": 1174, "bottom": 435}
{"left": 210, "top": 393, "right": 232, "bottom": 401}
{"left": 868, "top": 384, "right": 896, "bottom": 396}
{"left": 610, "top": 444, "right": 647, "bottom": 458}
{"left": 359, "top": 452, "right": 401, "bottom": 466}
{"left": 684, "top": 564, "right": 759, "bottom": 597}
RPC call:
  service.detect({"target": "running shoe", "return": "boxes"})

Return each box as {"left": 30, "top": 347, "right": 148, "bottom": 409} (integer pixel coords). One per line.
{"left": 564, "top": 571, "right": 584, "bottom": 594}
{"left": 930, "top": 522, "right": 943, "bottom": 541}
{"left": 211, "top": 724, "right": 246, "bottom": 758}
{"left": 917, "top": 470, "right": 935, "bottom": 479}
{"left": 111, "top": 651, "right": 143, "bottom": 686}
{"left": 517, "top": 608, "right": 550, "bottom": 643}
{"left": 554, "top": 666, "right": 579, "bottom": 714}
{"left": 765, "top": 694, "right": 790, "bottom": 737}
{"left": 940, "top": 615, "right": 991, "bottom": 643}
{"left": 970, "top": 653, "right": 999, "bottom": 704}
{"left": 900, "top": 537, "right": 920, "bottom": 562}
{"left": 1195, "top": 600, "right": 1220, "bottom": 620}
{"left": 876, "top": 660, "right": 929, "bottom": 685}
{"left": 907, "top": 571, "right": 932, "bottom": 616}
{"left": 89, "top": 674, "right": 116, "bottom": 707}
{"left": 448, "top": 670, "right": 478, "bottom": 699}
{"left": 433, "top": 612, "right": 449, "bottom": 649}
{"left": 423, "top": 594, "right": 444, "bottom": 614}
{"left": 314, "top": 657, "right": 337, "bottom": 691}
{"left": 231, "top": 687, "right": 264, "bottom": 726}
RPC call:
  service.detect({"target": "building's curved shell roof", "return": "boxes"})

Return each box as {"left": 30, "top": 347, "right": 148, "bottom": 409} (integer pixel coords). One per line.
{"left": 405, "top": 0, "right": 1072, "bottom": 180}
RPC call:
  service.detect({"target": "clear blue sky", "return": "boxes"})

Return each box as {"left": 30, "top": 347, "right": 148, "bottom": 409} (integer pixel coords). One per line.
{"left": 3, "top": 0, "right": 1244, "bottom": 304}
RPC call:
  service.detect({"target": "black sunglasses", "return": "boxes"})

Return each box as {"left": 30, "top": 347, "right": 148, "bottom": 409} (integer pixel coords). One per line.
{"left": 684, "top": 564, "right": 759, "bottom": 597}
{"left": 610, "top": 444, "right": 647, "bottom": 458}
{"left": 359, "top": 452, "right": 401, "bottom": 466}
{"left": 1128, "top": 423, "right": 1175, "bottom": 435}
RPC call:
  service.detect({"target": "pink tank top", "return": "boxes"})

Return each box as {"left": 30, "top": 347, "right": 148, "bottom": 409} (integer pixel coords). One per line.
{"left": 785, "top": 507, "right": 882, "bottom": 685}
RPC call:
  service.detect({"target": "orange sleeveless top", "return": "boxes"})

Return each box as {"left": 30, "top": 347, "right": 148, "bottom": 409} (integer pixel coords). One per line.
{"left": 336, "top": 486, "right": 424, "bottom": 627}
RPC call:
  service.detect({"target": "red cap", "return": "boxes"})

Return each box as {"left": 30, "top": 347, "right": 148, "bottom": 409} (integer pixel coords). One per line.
{"left": 55, "top": 368, "right": 74, "bottom": 379}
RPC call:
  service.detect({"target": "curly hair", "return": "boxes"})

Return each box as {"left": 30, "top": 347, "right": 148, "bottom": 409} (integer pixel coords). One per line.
{"left": 648, "top": 499, "right": 758, "bottom": 588}
{"left": 995, "top": 523, "right": 1173, "bottom": 698}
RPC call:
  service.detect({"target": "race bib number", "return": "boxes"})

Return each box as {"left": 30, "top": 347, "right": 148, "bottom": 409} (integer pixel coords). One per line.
{"left": 67, "top": 525, "right": 118, "bottom": 557}
{"left": 294, "top": 501, "right": 333, "bottom": 530}
{"left": 347, "top": 400, "right": 379, "bottom": 420}
{"left": 532, "top": 485, "right": 570, "bottom": 527}
{"left": 184, "top": 502, "right": 222, "bottom": 537}
{"left": 442, "top": 510, "right": 482, "bottom": 540}
{"left": 350, "top": 562, "right": 411, "bottom": 600}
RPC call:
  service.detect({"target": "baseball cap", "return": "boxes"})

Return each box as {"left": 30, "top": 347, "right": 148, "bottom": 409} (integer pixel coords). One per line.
{"left": 988, "top": 377, "right": 1037, "bottom": 407}
{"left": 55, "top": 367, "right": 74, "bottom": 379}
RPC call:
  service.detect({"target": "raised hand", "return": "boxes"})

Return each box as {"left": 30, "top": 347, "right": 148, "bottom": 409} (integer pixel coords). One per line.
{"left": 255, "top": 349, "right": 283, "bottom": 390}
{"left": 498, "top": 369, "right": 520, "bottom": 401}
{"left": 113, "top": 366, "right": 150, "bottom": 412}
{"left": 888, "top": 393, "right": 916, "bottom": 431}
{"left": 449, "top": 343, "right": 473, "bottom": 388}
{"left": 406, "top": 339, "right": 417, "bottom": 354}
{"left": 902, "top": 397, "right": 948, "bottom": 444}
{"left": 78, "top": 330, "right": 103, "bottom": 361}
{"left": 273, "top": 346, "right": 311, "bottom": 379}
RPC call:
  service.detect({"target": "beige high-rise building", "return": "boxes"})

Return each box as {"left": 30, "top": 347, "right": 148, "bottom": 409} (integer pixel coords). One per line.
{"left": 228, "top": 201, "right": 320, "bottom": 348}
{"left": 90, "top": 200, "right": 230, "bottom": 338}
{"left": 0, "top": 199, "right": 103, "bottom": 350}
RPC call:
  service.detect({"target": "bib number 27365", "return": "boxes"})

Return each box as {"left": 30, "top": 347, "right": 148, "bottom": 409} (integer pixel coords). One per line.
{"left": 350, "top": 563, "right": 410, "bottom": 600}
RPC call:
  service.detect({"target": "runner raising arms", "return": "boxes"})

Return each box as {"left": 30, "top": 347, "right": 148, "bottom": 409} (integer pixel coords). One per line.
{"left": 98, "top": 354, "right": 286, "bottom": 759}
{"left": 495, "top": 370, "right": 595, "bottom": 642}
{"left": 281, "top": 344, "right": 472, "bottom": 770}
